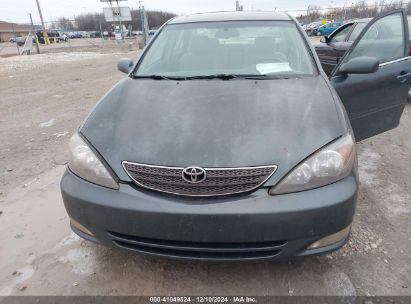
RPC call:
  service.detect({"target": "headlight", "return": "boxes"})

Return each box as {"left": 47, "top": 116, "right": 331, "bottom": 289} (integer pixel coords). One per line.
{"left": 269, "top": 133, "right": 355, "bottom": 195}
{"left": 68, "top": 133, "right": 119, "bottom": 189}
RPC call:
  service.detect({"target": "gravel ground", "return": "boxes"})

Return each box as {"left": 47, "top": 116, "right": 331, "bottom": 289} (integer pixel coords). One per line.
{"left": 0, "top": 52, "right": 115, "bottom": 72}
{"left": 0, "top": 41, "right": 410, "bottom": 296}
{"left": 0, "top": 37, "right": 141, "bottom": 58}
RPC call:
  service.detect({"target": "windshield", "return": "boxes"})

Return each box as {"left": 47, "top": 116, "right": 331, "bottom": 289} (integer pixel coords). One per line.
{"left": 134, "top": 21, "right": 316, "bottom": 78}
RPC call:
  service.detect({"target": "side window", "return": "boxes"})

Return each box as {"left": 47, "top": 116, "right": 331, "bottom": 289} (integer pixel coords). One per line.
{"left": 347, "top": 23, "right": 366, "bottom": 42}
{"left": 362, "top": 25, "right": 379, "bottom": 40}
{"left": 331, "top": 24, "right": 353, "bottom": 42}
{"left": 346, "top": 12, "right": 405, "bottom": 64}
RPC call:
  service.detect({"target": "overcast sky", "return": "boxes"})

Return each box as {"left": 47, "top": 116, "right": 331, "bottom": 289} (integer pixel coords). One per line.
{"left": 4, "top": 0, "right": 356, "bottom": 23}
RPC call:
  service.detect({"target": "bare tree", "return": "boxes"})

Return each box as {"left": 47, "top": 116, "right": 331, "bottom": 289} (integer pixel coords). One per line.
{"left": 300, "top": 0, "right": 407, "bottom": 24}
{"left": 53, "top": 17, "right": 75, "bottom": 31}
{"left": 306, "top": 5, "right": 321, "bottom": 23}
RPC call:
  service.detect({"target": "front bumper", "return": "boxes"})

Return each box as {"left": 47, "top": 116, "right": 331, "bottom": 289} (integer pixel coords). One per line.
{"left": 61, "top": 169, "right": 358, "bottom": 261}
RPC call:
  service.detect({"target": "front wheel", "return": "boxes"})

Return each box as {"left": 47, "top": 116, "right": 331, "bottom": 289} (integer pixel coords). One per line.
{"left": 317, "top": 31, "right": 322, "bottom": 36}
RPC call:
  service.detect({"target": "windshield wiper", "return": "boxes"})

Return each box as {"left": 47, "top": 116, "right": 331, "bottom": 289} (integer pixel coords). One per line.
{"left": 183, "top": 74, "right": 239, "bottom": 80}
{"left": 132, "top": 74, "right": 291, "bottom": 81}
{"left": 132, "top": 75, "right": 185, "bottom": 80}
{"left": 133, "top": 74, "right": 239, "bottom": 81}
{"left": 243, "top": 75, "right": 290, "bottom": 80}
{"left": 186, "top": 74, "right": 290, "bottom": 80}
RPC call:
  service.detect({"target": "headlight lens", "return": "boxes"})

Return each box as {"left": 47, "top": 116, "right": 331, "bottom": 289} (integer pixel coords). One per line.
{"left": 269, "top": 133, "right": 355, "bottom": 195}
{"left": 68, "top": 133, "right": 119, "bottom": 189}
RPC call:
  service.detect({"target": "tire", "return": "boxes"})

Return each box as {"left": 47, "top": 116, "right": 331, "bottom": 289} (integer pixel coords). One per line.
{"left": 317, "top": 31, "right": 321, "bottom": 36}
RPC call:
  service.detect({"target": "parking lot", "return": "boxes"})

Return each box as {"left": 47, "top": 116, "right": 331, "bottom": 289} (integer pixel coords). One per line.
{"left": 0, "top": 37, "right": 410, "bottom": 296}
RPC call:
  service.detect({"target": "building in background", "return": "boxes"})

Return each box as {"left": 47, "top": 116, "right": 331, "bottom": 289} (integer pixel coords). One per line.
{"left": 0, "top": 21, "right": 35, "bottom": 42}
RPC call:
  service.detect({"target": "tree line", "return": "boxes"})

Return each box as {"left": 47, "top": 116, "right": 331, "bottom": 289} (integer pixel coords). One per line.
{"left": 51, "top": 9, "right": 177, "bottom": 32}
{"left": 298, "top": 0, "right": 411, "bottom": 24}
{"left": 49, "top": 1, "right": 411, "bottom": 31}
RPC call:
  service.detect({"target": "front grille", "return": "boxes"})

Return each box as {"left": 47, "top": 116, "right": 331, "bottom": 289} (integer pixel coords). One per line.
{"left": 108, "top": 231, "right": 286, "bottom": 260}
{"left": 122, "top": 161, "right": 277, "bottom": 197}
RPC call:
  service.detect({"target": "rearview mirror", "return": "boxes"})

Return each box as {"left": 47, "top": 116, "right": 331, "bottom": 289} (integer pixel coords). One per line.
{"left": 339, "top": 57, "right": 379, "bottom": 75}
{"left": 215, "top": 28, "right": 240, "bottom": 39}
{"left": 320, "top": 36, "right": 329, "bottom": 43}
{"left": 117, "top": 58, "right": 134, "bottom": 74}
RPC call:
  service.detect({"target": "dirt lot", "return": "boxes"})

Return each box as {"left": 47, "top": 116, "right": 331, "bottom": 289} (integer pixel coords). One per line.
{"left": 0, "top": 40, "right": 410, "bottom": 297}
{"left": 0, "top": 38, "right": 142, "bottom": 58}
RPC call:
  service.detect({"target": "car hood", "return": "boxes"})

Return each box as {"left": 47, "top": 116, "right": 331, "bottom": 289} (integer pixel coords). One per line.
{"left": 80, "top": 76, "right": 346, "bottom": 185}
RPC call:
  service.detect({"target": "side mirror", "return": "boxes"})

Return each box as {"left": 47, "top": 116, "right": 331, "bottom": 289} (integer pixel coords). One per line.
{"left": 320, "top": 36, "right": 329, "bottom": 43}
{"left": 117, "top": 58, "right": 134, "bottom": 74}
{"left": 339, "top": 57, "right": 379, "bottom": 75}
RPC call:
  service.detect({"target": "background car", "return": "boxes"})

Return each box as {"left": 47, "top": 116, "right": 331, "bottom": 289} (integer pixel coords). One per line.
{"left": 90, "top": 31, "right": 102, "bottom": 38}
{"left": 9, "top": 35, "right": 25, "bottom": 46}
{"left": 148, "top": 27, "right": 159, "bottom": 36}
{"left": 57, "top": 31, "right": 69, "bottom": 42}
{"left": 69, "top": 32, "right": 83, "bottom": 39}
{"left": 36, "top": 30, "right": 64, "bottom": 44}
{"left": 314, "top": 22, "right": 342, "bottom": 36}
{"left": 81, "top": 31, "right": 90, "bottom": 38}
{"left": 305, "top": 22, "right": 322, "bottom": 36}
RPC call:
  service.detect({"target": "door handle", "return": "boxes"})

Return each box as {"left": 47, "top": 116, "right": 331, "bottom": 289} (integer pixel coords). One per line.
{"left": 397, "top": 72, "right": 411, "bottom": 83}
{"left": 397, "top": 72, "right": 411, "bottom": 79}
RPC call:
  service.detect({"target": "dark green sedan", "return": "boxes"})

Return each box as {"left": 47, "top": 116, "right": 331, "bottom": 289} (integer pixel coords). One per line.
{"left": 61, "top": 10, "right": 410, "bottom": 260}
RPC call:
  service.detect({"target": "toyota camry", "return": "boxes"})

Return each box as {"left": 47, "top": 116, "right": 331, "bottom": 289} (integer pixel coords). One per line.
{"left": 61, "top": 10, "right": 410, "bottom": 260}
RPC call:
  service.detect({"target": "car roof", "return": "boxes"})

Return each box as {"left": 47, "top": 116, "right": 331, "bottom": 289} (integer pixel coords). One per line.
{"left": 348, "top": 15, "right": 411, "bottom": 24}
{"left": 346, "top": 17, "right": 372, "bottom": 23}
{"left": 168, "top": 11, "right": 292, "bottom": 24}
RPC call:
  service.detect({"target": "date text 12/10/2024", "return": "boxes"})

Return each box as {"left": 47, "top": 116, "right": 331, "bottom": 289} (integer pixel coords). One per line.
{"left": 149, "top": 297, "right": 258, "bottom": 303}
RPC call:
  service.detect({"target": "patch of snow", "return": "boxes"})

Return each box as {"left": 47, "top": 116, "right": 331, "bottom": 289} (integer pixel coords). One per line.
{"left": 357, "top": 147, "right": 381, "bottom": 186}
{"left": 54, "top": 232, "right": 80, "bottom": 249}
{"left": 39, "top": 118, "right": 56, "bottom": 128}
{"left": 58, "top": 247, "right": 97, "bottom": 275}
{"left": 324, "top": 271, "right": 357, "bottom": 296}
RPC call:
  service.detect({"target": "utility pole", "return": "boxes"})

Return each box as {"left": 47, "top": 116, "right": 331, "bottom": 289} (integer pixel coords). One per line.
{"left": 11, "top": 22, "right": 20, "bottom": 54}
{"left": 108, "top": 0, "right": 123, "bottom": 43}
{"left": 35, "top": 0, "right": 45, "bottom": 30}
{"left": 116, "top": 0, "right": 124, "bottom": 41}
{"left": 139, "top": 1, "right": 147, "bottom": 46}
{"left": 29, "top": 13, "right": 40, "bottom": 54}
{"left": 342, "top": 0, "right": 349, "bottom": 20}
{"left": 235, "top": 1, "right": 243, "bottom": 11}
{"left": 100, "top": 23, "right": 103, "bottom": 42}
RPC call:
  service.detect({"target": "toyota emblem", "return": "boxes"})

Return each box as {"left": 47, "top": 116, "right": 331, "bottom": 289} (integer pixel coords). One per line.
{"left": 182, "top": 166, "right": 206, "bottom": 183}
